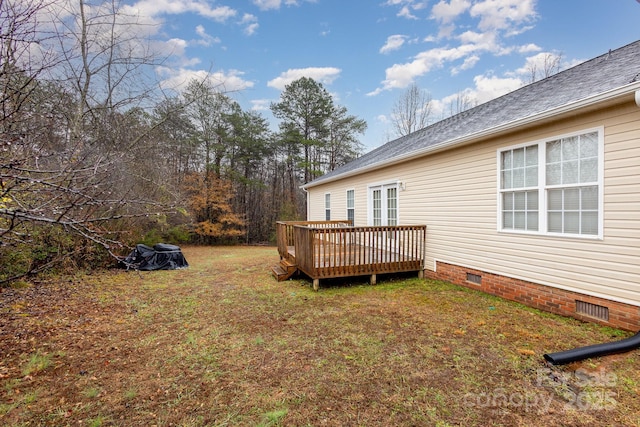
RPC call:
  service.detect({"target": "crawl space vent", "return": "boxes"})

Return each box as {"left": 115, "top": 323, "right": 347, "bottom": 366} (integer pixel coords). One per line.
{"left": 466, "top": 273, "right": 482, "bottom": 285}
{"left": 576, "top": 300, "right": 609, "bottom": 321}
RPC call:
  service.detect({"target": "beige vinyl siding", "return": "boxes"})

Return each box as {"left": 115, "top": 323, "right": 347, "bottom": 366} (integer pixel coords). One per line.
{"left": 309, "top": 188, "right": 357, "bottom": 223}
{"left": 307, "top": 100, "right": 640, "bottom": 305}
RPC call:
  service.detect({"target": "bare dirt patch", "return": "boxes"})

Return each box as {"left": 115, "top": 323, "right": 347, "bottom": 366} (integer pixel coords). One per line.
{"left": 1, "top": 246, "right": 639, "bottom": 426}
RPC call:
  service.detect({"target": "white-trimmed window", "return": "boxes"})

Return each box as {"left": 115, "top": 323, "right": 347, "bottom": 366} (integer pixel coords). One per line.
{"left": 369, "top": 183, "right": 398, "bottom": 226}
{"left": 346, "top": 189, "right": 355, "bottom": 224}
{"left": 325, "top": 193, "right": 331, "bottom": 221}
{"left": 498, "top": 128, "right": 602, "bottom": 238}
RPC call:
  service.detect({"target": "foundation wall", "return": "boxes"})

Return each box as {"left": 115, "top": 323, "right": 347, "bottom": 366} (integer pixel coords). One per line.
{"left": 424, "top": 261, "right": 640, "bottom": 332}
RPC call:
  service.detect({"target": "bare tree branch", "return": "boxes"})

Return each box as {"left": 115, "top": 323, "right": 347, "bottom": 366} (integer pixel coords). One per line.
{"left": 391, "top": 83, "right": 433, "bottom": 137}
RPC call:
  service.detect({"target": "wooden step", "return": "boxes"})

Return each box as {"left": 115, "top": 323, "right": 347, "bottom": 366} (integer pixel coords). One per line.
{"left": 280, "top": 259, "right": 296, "bottom": 274}
{"left": 271, "top": 259, "right": 297, "bottom": 281}
{"left": 271, "top": 264, "right": 286, "bottom": 280}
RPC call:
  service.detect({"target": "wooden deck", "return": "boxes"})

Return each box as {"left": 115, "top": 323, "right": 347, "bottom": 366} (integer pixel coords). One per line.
{"left": 273, "top": 221, "right": 426, "bottom": 290}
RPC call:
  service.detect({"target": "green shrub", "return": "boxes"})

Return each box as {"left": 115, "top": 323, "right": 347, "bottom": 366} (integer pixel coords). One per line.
{"left": 139, "top": 224, "right": 192, "bottom": 246}
{"left": 166, "top": 224, "right": 192, "bottom": 243}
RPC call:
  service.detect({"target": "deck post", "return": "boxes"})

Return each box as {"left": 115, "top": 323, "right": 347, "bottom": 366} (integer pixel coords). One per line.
{"left": 313, "top": 278, "right": 319, "bottom": 291}
{"left": 418, "top": 270, "right": 424, "bottom": 279}
{"left": 370, "top": 274, "right": 376, "bottom": 285}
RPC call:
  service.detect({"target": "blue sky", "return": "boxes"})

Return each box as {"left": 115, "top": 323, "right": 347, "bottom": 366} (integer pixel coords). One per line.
{"left": 65, "top": 0, "right": 640, "bottom": 150}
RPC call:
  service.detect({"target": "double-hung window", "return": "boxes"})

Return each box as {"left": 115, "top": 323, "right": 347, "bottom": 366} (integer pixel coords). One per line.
{"left": 500, "top": 145, "right": 539, "bottom": 231}
{"left": 346, "top": 189, "right": 355, "bottom": 224}
{"left": 325, "top": 193, "right": 331, "bottom": 221}
{"left": 499, "top": 128, "right": 602, "bottom": 238}
{"left": 546, "top": 132, "right": 600, "bottom": 234}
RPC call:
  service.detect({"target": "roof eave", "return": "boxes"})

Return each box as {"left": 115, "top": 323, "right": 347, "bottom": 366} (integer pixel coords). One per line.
{"left": 303, "top": 82, "right": 640, "bottom": 190}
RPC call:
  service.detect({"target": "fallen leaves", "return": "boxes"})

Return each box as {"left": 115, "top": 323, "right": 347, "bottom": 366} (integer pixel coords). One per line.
{"left": 0, "top": 246, "right": 638, "bottom": 427}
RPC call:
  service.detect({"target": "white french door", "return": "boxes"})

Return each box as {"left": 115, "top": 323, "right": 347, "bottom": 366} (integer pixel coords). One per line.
{"left": 369, "top": 184, "right": 398, "bottom": 226}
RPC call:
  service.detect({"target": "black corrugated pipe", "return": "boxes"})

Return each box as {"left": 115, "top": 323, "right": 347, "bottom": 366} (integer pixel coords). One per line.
{"left": 543, "top": 331, "right": 640, "bottom": 365}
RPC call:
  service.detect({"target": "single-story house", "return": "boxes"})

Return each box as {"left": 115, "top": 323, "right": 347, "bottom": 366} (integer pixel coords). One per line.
{"left": 301, "top": 40, "right": 640, "bottom": 331}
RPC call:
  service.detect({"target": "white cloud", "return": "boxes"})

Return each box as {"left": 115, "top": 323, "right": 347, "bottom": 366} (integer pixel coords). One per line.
{"left": 154, "top": 38, "right": 202, "bottom": 68}
{"left": 42, "top": 0, "right": 164, "bottom": 39}
{"left": 431, "top": 0, "right": 471, "bottom": 24}
{"left": 241, "top": 13, "right": 258, "bottom": 24}
{"left": 240, "top": 14, "right": 259, "bottom": 35}
{"left": 40, "top": 0, "right": 78, "bottom": 23}
{"left": 195, "top": 25, "right": 207, "bottom": 38}
{"left": 195, "top": 25, "right": 220, "bottom": 46}
{"left": 397, "top": 5, "right": 418, "bottom": 19}
{"left": 384, "top": 0, "right": 429, "bottom": 19}
{"left": 252, "top": 0, "right": 314, "bottom": 11}
{"left": 159, "top": 67, "right": 254, "bottom": 93}
{"left": 380, "top": 35, "right": 407, "bottom": 54}
{"left": 429, "top": 52, "right": 541, "bottom": 118}
{"left": 267, "top": 67, "right": 342, "bottom": 90}
{"left": 371, "top": 0, "right": 539, "bottom": 96}
{"left": 251, "top": 99, "right": 271, "bottom": 111}
{"left": 36, "top": 0, "right": 258, "bottom": 101}
{"left": 469, "top": 0, "right": 537, "bottom": 32}
{"left": 41, "top": 1, "right": 172, "bottom": 60}
{"left": 116, "top": 0, "right": 237, "bottom": 59}
{"left": 244, "top": 23, "right": 259, "bottom": 36}
{"left": 253, "top": 0, "right": 282, "bottom": 10}
{"left": 165, "top": 38, "right": 188, "bottom": 55}
{"left": 376, "top": 114, "right": 389, "bottom": 124}
{"left": 451, "top": 55, "right": 480, "bottom": 75}
{"left": 44, "top": 1, "right": 235, "bottom": 51}
{"left": 457, "top": 30, "right": 495, "bottom": 47}
{"left": 436, "top": 24, "right": 456, "bottom": 39}
{"left": 518, "top": 43, "right": 542, "bottom": 54}
{"left": 471, "top": 73, "right": 521, "bottom": 103}
{"left": 429, "top": 73, "right": 521, "bottom": 118}
{"left": 125, "top": 0, "right": 237, "bottom": 22}
{"left": 369, "top": 44, "right": 480, "bottom": 95}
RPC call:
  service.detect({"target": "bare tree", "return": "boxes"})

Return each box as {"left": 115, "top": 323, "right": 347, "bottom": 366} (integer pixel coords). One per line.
{"left": 390, "top": 83, "right": 432, "bottom": 137}
{"left": 1, "top": 0, "right": 56, "bottom": 144}
{"left": 525, "top": 52, "right": 563, "bottom": 84}
{"left": 0, "top": 0, "right": 178, "bottom": 282}
{"left": 448, "top": 91, "right": 476, "bottom": 116}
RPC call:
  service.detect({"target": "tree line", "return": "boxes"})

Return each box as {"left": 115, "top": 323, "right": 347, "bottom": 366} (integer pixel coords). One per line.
{"left": 0, "top": 0, "right": 365, "bottom": 282}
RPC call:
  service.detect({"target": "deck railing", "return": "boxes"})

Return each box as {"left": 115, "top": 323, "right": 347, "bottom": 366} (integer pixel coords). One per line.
{"left": 276, "top": 220, "right": 353, "bottom": 262}
{"left": 276, "top": 221, "right": 426, "bottom": 282}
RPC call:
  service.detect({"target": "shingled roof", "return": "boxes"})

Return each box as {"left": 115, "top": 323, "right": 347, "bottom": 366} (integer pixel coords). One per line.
{"left": 305, "top": 39, "right": 640, "bottom": 188}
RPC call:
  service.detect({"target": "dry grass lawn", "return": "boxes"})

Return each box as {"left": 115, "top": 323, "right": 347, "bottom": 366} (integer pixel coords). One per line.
{"left": 1, "top": 246, "right": 639, "bottom": 426}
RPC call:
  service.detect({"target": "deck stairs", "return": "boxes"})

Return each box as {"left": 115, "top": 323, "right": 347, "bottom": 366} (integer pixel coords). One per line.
{"left": 271, "top": 258, "right": 297, "bottom": 281}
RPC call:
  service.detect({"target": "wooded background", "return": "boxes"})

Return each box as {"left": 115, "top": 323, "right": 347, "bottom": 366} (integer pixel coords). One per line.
{"left": 0, "top": 0, "right": 367, "bottom": 281}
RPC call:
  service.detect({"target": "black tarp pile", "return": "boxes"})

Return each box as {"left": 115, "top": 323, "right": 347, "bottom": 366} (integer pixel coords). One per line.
{"left": 120, "top": 243, "right": 189, "bottom": 271}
